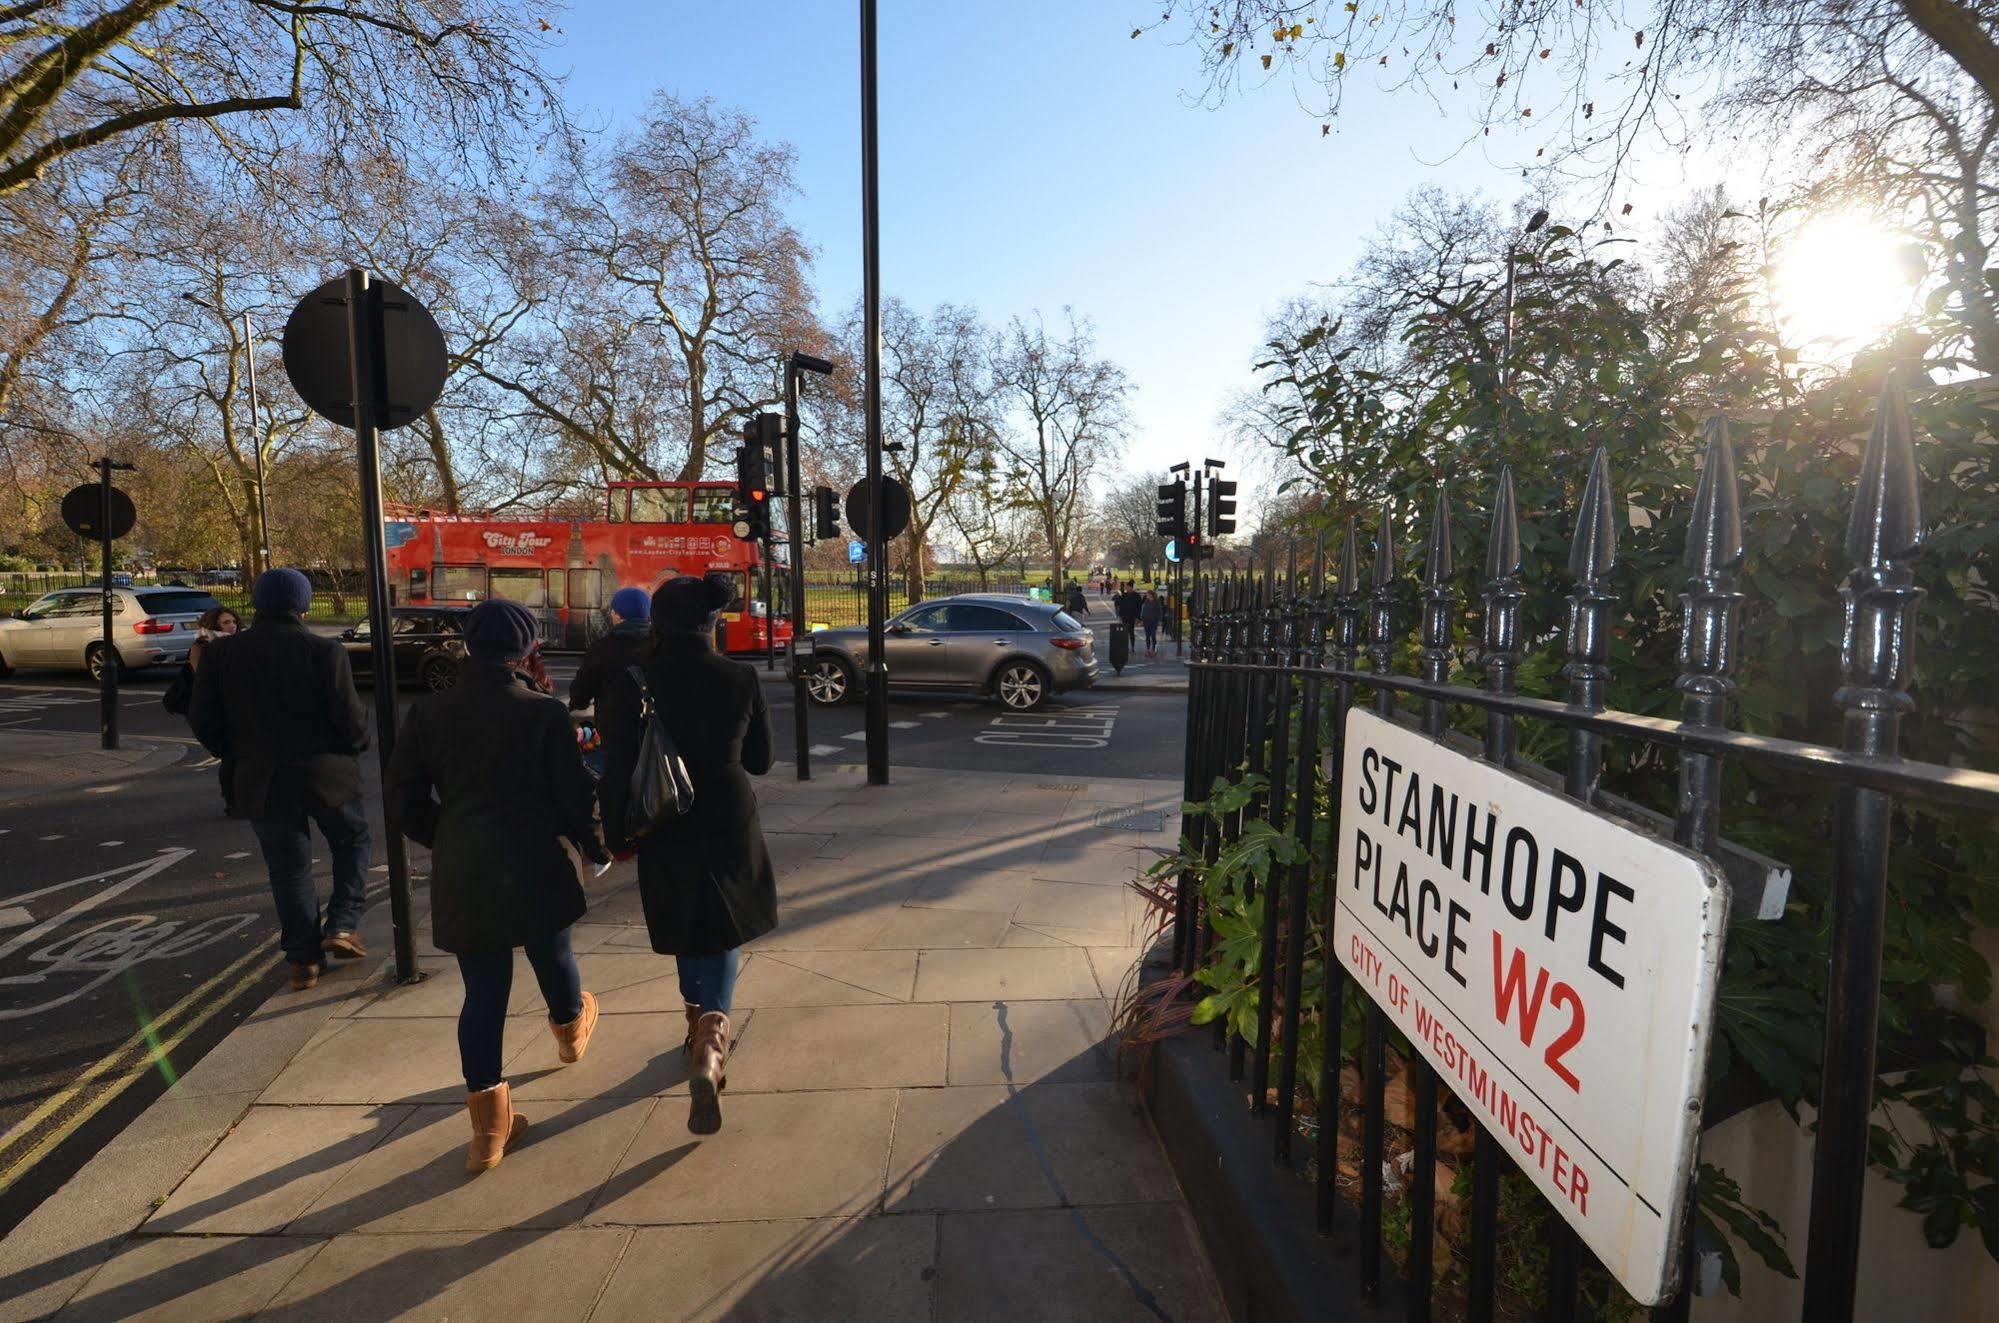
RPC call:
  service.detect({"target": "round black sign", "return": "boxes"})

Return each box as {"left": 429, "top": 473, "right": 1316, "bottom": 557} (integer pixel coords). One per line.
{"left": 61, "top": 484, "right": 135, "bottom": 540}
{"left": 845, "top": 476, "right": 912, "bottom": 543}
{"left": 282, "top": 273, "right": 447, "bottom": 431}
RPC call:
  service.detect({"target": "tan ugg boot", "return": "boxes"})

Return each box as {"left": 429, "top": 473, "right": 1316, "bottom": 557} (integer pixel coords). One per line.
{"left": 681, "top": 1001, "right": 701, "bottom": 1058}
{"left": 465, "top": 1082, "right": 527, "bottom": 1173}
{"left": 550, "top": 990, "right": 600, "bottom": 1064}
{"left": 687, "top": 1011, "right": 730, "bottom": 1136}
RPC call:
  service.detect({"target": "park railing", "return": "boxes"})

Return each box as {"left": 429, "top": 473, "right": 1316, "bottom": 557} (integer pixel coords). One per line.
{"left": 1166, "top": 380, "right": 1999, "bottom": 1321}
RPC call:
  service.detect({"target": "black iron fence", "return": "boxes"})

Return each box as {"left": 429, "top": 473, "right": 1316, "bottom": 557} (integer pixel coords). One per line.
{"left": 1167, "top": 382, "right": 1999, "bottom": 1321}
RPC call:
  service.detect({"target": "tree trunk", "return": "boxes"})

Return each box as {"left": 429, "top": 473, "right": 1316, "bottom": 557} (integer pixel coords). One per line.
{"left": 904, "top": 526, "right": 927, "bottom": 600}
{"left": 420, "top": 409, "right": 461, "bottom": 513}
{"left": 1899, "top": 0, "right": 1999, "bottom": 114}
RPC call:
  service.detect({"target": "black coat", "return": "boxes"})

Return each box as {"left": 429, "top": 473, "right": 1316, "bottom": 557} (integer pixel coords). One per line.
{"left": 190, "top": 612, "right": 369, "bottom": 819}
{"left": 567, "top": 620, "right": 651, "bottom": 712}
{"left": 597, "top": 630, "right": 776, "bottom": 956}
{"left": 385, "top": 661, "right": 602, "bottom": 955}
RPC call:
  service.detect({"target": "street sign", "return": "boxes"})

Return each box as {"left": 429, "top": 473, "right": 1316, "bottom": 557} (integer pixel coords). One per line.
{"left": 1331, "top": 709, "right": 1728, "bottom": 1305}
{"left": 1163, "top": 538, "right": 1180, "bottom": 564}
{"left": 844, "top": 476, "right": 911, "bottom": 542}
{"left": 60, "top": 484, "right": 134, "bottom": 540}
{"left": 847, "top": 540, "right": 867, "bottom": 565}
{"left": 282, "top": 274, "right": 446, "bottom": 431}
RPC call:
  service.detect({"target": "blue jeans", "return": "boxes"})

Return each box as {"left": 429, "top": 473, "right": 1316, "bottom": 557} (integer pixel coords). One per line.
{"left": 1143, "top": 621, "right": 1160, "bottom": 649}
{"left": 249, "top": 799, "right": 372, "bottom": 967}
{"left": 678, "top": 950, "right": 739, "bottom": 1014}
{"left": 456, "top": 927, "right": 584, "bottom": 1091}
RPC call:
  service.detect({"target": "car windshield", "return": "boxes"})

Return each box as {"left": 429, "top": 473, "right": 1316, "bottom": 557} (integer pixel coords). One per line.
{"left": 1052, "top": 611, "right": 1084, "bottom": 632}
{"left": 139, "top": 591, "right": 221, "bottom": 616}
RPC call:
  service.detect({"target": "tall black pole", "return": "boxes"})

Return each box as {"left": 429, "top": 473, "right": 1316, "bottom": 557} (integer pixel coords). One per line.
{"left": 97, "top": 458, "right": 118, "bottom": 750}
{"left": 344, "top": 268, "right": 419, "bottom": 984}
{"left": 243, "top": 312, "right": 270, "bottom": 573}
{"left": 785, "top": 359, "right": 812, "bottom": 779}
{"left": 859, "top": 0, "right": 889, "bottom": 786}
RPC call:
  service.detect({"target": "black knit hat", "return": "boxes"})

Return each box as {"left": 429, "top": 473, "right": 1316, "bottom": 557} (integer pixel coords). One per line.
{"left": 462, "top": 599, "right": 541, "bottom": 663}
{"left": 651, "top": 573, "right": 734, "bottom": 635}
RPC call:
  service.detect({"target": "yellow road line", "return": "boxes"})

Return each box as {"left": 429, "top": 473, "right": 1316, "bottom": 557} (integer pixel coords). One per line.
{"left": 0, "top": 935, "right": 278, "bottom": 1193}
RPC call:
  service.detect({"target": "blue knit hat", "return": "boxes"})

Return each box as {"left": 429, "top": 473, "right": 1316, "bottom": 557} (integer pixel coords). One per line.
{"left": 609, "top": 586, "right": 651, "bottom": 622}
{"left": 251, "top": 567, "right": 312, "bottom": 614}
{"left": 462, "top": 599, "right": 541, "bottom": 663}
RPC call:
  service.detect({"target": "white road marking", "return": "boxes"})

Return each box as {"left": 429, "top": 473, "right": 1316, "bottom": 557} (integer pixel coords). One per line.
{"left": 35, "top": 835, "right": 63, "bottom": 842}
{"left": 189, "top": 757, "right": 219, "bottom": 769}
{"left": 923, "top": 711, "right": 950, "bottom": 718}
{"left": 225, "top": 851, "right": 250, "bottom": 859}
{"left": 0, "top": 908, "right": 30, "bottom": 929}
{"left": 841, "top": 731, "right": 867, "bottom": 741}
{"left": 83, "top": 785, "right": 119, "bottom": 794}
{"left": 808, "top": 744, "right": 842, "bottom": 757}
{"left": 890, "top": 720, "right": 921, "bottom": 729}
{"left": 97, "top": 840, "right": 122, "bottom": 847}
{"left": 369, "top": 865, "right": 388, "bottom": 873}
{"left": 0, "top": 848, "right": 196, "bottom": 964}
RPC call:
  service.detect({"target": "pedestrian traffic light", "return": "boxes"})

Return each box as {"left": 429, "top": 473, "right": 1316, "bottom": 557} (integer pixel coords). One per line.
{"left": 753, "top": 412, "right": 786, "bottom": 498}
{"left": 1208, "top": 478, "right": 1238, "bottom": 537}
{"left": 1155, "top": 479, "right": 1187, "bottom": 539}
{"left": 735, "top": 431, "right": 769, "bottom": 542}
{"left": 812, "top": 485, "right": 840, "bottom": 542}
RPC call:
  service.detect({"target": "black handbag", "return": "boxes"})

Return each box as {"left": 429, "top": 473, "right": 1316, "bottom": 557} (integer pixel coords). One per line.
{"left": 624, "top": 665, "right": 694, "bottom": 838}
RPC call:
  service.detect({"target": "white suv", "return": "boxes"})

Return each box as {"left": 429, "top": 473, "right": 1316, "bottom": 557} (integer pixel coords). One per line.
{"left": 0, "top": 586, "right": 224, "bottom": 680}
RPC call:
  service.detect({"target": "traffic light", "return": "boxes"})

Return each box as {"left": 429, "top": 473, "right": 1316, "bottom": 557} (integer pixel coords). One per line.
{"left": 753, "top": 413, "right": 786, "bottom": 498}
{"left": 1208, "top": 478, "right": 1238, "bottom": 537}
{"left": 1155, "top": 479, "right": 1186, "bottom": 539}
{"left": 812, "top": 485, "right": 840, "bottom": 542}
{"left": 735, "top": 429, "right": 770, "bottom": 542}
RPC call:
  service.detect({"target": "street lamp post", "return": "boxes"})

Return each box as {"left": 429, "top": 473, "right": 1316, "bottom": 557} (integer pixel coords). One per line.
{"left": 859, "top": 0, "right": 889, "bottom": 786}
{"left": 785, "top": 350, "right": 834, "bottom": 780}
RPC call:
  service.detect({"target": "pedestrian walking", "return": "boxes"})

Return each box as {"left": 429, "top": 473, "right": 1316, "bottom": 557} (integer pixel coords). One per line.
{"left": 190, "top": 569, "right": 371, "bottom": 991}
{"left": 1064, "top": 580, "right": 1090, "bottom": 616}
{"left": 568, "top": 586, "right": 653, "bottom": 714}
{"left": 164, "top": 605, "right": 241, "bottom": 812}
{"left": 1140, "top": 590, "right": 1164, "bottom": 659}
{"left": 385, "top": 599, "right": 608, "bottom": 1174}
{"left": 598, "top": 573, "right": 776, "bottom": 1136}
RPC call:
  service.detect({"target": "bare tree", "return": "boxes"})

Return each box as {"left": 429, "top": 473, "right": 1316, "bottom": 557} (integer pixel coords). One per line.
{"left": 989, "top": 312, "right": 1130, "bottom": 589}
{"left": 1097, "top": 474, "right": 1166, "bottom": 579}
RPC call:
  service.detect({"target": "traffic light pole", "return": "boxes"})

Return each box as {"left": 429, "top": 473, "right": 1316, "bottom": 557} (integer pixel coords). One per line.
{"left": 859, "top": 0, "right": 890, "bottom": 787}
{"left": 784, "top": 358, "right": 811, "bottom": 780}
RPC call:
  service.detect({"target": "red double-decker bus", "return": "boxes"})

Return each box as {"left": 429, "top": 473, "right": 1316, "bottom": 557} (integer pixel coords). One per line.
{"left": 383, "top": 480, "right": 790, "bottom": 654}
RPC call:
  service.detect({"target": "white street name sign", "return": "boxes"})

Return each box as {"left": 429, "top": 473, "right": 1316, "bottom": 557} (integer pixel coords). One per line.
{"left": 1332, "top": 709, "right": 1728, "bottom": 1305}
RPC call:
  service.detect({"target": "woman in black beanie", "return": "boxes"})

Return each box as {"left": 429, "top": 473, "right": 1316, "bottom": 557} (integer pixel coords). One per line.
{"left": 598, "top": 572, "right": 775, "bottom": 1135}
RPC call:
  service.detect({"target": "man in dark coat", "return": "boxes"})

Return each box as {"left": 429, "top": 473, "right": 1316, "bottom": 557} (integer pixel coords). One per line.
{"left": 385, "top": 599, "right": 608, "bottom": 1173}
{"left": 191, "top": 568, "right": 372, "bottom": 989}
{"left": 598, "top": 572, "right": 774, "bottom": 1136}
{"left": 568, "top": 585, "right": 652, "bottom": 714}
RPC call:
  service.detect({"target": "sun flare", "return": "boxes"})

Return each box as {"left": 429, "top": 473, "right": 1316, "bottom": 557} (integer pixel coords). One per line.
{"left": 1771, "top": 214, "right": 1917, "bottom": 361}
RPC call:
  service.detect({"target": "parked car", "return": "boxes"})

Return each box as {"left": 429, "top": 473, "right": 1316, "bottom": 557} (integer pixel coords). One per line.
{"left": 341, "top": 607, "right": 472, "bottom": 691}
{"left": 800, "top": 594, "right": 1097, "bottom": 711}
{"left": 0, "top": 586, "right": 224, "bottom": 680}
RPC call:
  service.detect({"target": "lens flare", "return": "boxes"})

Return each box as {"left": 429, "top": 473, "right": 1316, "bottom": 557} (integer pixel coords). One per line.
{"left": 1772, "top": 214, "right": 1917, "bottom": 363}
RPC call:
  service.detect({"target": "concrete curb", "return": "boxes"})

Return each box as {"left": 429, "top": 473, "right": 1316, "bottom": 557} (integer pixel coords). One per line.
{"left": 0, "top": 730, "right": 193, "bottom": 802}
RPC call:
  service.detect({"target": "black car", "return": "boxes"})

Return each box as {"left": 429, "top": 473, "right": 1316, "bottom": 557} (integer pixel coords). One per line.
{"left": 341, "top": 607, "right": 471, "bottom": 691}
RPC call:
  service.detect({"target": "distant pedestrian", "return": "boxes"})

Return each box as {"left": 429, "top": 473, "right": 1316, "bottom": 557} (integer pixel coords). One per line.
{"left": 569, "top": 586, "right": 653, "bottom": 714}
{"left": 598, "top": 573, "right": 776, "bottom": 1136}
{"left": 386, "top": 599, "right": 607, "bottom": 1173}
{"left": 1140, "top": 590, "right": 1164, "bottom": 659}
{"left": 164, "top": 605, "right": 241, "bottom": 811}
{"left": 191, "top": 569, "right": 372, "bottom": 991}
{"left": 1064, "top": 581, "right": 1089, "bottom": 616}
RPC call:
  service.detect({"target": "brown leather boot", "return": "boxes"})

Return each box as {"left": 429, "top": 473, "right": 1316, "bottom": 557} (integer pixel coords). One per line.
{"left": 465, "top": 1082, "right": 527, "bottom": 1173}
{"left": 550, "top": 990, "right": 599, "bottom": 1064}
{"left": 687, "top": 1011, "right": 730, "bottom": 1136}
{"left": 680, "top": 1002, "right": 700, "bottom": 1058}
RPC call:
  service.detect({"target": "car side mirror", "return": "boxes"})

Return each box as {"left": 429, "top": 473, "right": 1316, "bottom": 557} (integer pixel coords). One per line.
{"left": 888, "top": 623, "right": 910, "bottom": 636}
{"left": 13, "top": 610, "right": 30, "bottom": 621}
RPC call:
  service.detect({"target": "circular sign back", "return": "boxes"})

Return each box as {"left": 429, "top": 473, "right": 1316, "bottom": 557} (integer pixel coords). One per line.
{"left": 845, "top": 476, "right": 912, "bottom": 543}
{"left": 282, "top": 274, "right": 447, "bottom": 431}
{"left": 61, "top": 484, "right": 135, "bottom": 540}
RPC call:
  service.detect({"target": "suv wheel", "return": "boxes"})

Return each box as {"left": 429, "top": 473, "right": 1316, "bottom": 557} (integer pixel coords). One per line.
{"left": 994, "top": 660, "right": 1050, "bottom": 711}
{"left": 804, "top": 655, "right": 853, "bottom": 706}
{"left": 85, "top": 642, "right": 113, "bottom": 683}
{"left": 420, "top": 655, "right": 459, "bottom": 692}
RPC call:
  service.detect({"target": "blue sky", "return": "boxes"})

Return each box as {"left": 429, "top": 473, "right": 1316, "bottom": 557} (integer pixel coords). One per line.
{"left": 545, "top": 3, "right": 1653, "bottom": 484}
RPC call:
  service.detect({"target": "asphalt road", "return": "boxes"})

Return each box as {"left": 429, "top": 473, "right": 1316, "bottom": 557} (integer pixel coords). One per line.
{"left": 0, "top": 647, "right": 1185, "bottom": 1236}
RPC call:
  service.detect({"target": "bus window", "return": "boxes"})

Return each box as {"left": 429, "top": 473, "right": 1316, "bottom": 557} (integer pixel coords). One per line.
{"left": 409, "top": 567, "right": 429, "bottom": 600}
{"left": 435, "top": 565, "right": 487, "bottom": 602}
{"left": 689, "top": 487, "right": 735, "bottom": 524}
{"left": 545, "top": 570, "right": 566, "bottom": 607}
{"left": 490, "top": 567, "right": 547, "bottom": 607}
{"left": 630, "top": 487, "right": 691, "bottom": 523}
{"left": 606, "top": 489, "right": 628, "bottom": 523}
{"left": 719, "top": 570, "right": 747, "bottom": 613}
{"left": 568, "top": 568, "right": 603, "bottom": 611}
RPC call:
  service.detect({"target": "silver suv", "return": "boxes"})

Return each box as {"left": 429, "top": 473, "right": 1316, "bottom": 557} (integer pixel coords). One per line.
{"left": 800, "top": 594, "right": 1097, "bottom": 711}
{"left": 0, "top": 586, "right": 224, "bottom": 680}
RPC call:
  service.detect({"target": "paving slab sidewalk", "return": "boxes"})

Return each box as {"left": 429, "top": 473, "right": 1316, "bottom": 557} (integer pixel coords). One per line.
{"left": 2, "top": 765, "right": 1223, "bottom": 1323}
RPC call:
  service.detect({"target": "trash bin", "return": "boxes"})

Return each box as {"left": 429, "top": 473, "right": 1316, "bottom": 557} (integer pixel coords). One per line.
{"left": 1109, "top": 622, "right": 1130, "bottom": 675}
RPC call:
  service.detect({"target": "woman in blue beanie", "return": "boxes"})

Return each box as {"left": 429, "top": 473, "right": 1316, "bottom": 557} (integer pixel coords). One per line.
{"left": 386, "top": 598, "right": 609, "bottom": 1172}
{"left": 567, "top": 584, "right": 653, "bottom": 716}
{"left": 598, "top": 573, "right": 775, "bottom": 1135}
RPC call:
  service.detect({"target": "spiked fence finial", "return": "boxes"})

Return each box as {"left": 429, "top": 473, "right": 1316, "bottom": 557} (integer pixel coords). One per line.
{"left": 1339, "top": 520, "right": 1359, "bottom": 594}
{"left": 1485, "top": 467, "right": 1522, "bottom": 582}
{"left": 1847, "top": 374, "right": 1924, "bottom": 569}
{"left": 1372, "top": 499, "right": 1397, "bottom": 590}
{"left": 1569, "top": 447, "right": 1618, "bottom": 582}
{"left": 1685, "top": 416, "right": 1744, "bottom": 576}
{"left": 1424, "top": 480, "right": 1453, "bottom": 586}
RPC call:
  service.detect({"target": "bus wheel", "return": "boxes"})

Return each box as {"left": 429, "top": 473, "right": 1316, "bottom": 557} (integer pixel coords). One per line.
{"left": 421, "top": 655, "right": 459, "bottom": 692}
{"left": 804, "top": 655, "right": 853, "bottom": 706}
